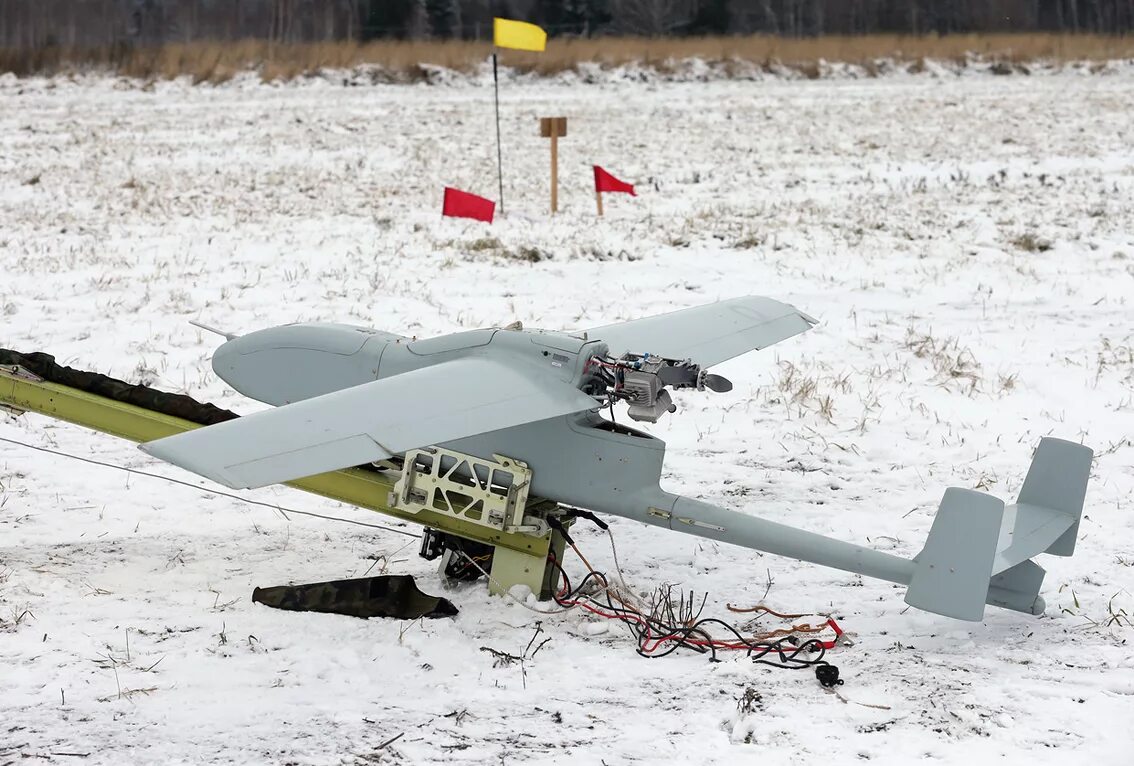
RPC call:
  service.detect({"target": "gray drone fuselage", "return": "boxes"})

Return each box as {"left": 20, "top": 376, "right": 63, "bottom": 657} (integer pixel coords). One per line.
{"left": 212, "top": 322, "right": 667, "bottom": 520}
{"left": 140, "top": 299, "right": 1091, "bottom": 622}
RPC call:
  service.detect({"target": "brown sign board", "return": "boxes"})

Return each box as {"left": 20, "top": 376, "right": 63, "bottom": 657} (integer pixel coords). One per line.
{"left": 539, "top": 117, "right": 567, "bottom": 138}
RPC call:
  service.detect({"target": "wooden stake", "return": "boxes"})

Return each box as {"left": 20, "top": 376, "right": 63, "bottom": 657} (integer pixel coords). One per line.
{"left": 595, "top": 189, "right": 604, "bottom": 217}
{"left": 539, "top": 117, "right": 567, "bottom": 215}
{"left": 550, "top": 132, "right": 559, "bottom": 214}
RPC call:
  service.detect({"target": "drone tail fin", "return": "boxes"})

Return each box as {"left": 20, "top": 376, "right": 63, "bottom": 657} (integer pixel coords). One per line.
{"left": 904, "top": 488, "right": 1004, "bottom": 621}
{"left": 905, "top": 438, "right": 1092, "bottom": 620}
{"left": 1015, "top": 437, "right": 1092, "bottom": 558}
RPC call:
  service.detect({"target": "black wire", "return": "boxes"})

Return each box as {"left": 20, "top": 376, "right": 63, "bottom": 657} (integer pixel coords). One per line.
{"left": 546, "top": 554, "right": 835, "bottom": 671}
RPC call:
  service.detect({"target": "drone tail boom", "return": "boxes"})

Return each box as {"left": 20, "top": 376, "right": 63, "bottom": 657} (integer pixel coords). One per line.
{"left": 638, "top": 438, "right": 1091, "bottom": 621}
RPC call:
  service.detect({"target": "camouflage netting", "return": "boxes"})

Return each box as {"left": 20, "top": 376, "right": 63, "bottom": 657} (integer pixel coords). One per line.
{"left": 0, "top": 348, "right": 239, "bottom": 426}
{"left": 0, "top": 348, "right": 403, "bottom": 484}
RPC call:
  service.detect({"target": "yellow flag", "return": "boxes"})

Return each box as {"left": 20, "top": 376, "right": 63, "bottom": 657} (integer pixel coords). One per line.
{"left": 493, "top": 18, "right": 547, "bottom": 52}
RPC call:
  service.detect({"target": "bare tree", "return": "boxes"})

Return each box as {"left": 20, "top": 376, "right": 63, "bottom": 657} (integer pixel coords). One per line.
{"left": 1, "top": 0, "right": 1133, "bottom": 52}
{"left": 613, "top": 0, "right": 695, "bottom": 35}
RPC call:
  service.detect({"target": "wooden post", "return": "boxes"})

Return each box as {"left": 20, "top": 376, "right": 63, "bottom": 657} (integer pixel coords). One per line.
{"left": 550, "top": 132, "right": 559, "bottom": 213}
{"left": 539, "top": 117, "right": 567, "bottom": 214}
{"left": 595, "top": 189, "right": 604, "bottom": 217}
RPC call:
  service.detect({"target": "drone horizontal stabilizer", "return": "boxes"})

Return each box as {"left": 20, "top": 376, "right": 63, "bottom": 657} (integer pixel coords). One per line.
{"left": 139, "top": 358, "right": 598, "bottom": 490}
{"left": 588, "top": 296, "right": 816, "bottom": 368}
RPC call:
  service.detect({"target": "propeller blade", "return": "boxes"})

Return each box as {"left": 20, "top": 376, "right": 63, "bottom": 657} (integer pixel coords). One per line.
{"left": 702, "top": 373, "right": 733, "bottom": 393}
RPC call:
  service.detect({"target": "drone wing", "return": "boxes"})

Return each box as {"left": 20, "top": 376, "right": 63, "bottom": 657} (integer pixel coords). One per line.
{"left": 588, "top": 296, "right": 816, "bottom": 368}
{"left": 139, "top": 358, "right": 597, "bottom": 490}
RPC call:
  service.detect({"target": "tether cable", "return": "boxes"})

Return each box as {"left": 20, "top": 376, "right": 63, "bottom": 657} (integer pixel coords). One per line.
{"left": 0, "top": 435, "right": 421, "bottom": 539}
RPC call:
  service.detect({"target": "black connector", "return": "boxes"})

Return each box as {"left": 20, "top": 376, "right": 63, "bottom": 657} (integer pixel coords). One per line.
{"left": 815, "top": 663, "right": 843, "bottom": 688}
{"left": 546, "top": 515, "right": 575, "bottom": 545}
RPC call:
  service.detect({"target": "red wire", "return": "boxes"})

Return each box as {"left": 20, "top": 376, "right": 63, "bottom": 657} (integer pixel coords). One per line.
{"left": 557, "top": 590, "right": 809, "bottom": 654}
{"left": 553, "top": 556, "right": 844, "bottom": 654}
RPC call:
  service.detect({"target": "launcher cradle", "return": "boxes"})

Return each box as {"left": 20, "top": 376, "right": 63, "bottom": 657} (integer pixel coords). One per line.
{"left": 0, "top": 357, "right": 567, "bottom": 599}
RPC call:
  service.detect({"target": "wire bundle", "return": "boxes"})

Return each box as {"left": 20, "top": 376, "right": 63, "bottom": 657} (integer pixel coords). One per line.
{"left": 548, "top": 553, "right": 841, "bottom": 680}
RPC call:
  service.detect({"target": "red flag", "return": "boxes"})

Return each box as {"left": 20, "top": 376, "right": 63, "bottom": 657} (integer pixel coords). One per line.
{"left": 593, "top": 166, "right": 636, "bottom": 196}
{"left": 442, "top": 187, "right": 495, "bottom": 222}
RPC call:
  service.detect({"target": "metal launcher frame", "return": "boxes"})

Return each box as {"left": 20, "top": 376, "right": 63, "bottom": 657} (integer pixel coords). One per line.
{"left": 0, "top": 363, "right": 568, "bottom": 599}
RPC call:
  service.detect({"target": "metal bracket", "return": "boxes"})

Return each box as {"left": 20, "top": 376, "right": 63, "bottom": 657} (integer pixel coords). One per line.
{"left": 0, "top": 365, "right": 41, "bottom": 415}
{"left": 0, "top": 365, "right": 43, "bottom": 383}
{"left": 389, "top": 447, "right": 546, "bottom": 536}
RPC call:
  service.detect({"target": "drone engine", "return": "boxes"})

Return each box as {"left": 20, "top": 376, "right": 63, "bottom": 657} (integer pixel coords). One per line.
{"left": 587, "top": 352, "right": 733, "bottom": 423}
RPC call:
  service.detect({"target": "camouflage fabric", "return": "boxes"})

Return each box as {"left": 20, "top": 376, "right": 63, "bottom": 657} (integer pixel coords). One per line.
{"left": 252, "top": 575, "right": 458, "bottom": 620}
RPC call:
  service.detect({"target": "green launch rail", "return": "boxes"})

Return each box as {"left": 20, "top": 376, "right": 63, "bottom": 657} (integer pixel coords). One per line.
{"left": 0, "top": 363, "right": 563, "bottom": 597}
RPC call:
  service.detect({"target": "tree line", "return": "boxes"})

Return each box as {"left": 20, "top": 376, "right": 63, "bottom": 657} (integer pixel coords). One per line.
{"left": 2, "top": 0, "right": 1132, "bottom": 49}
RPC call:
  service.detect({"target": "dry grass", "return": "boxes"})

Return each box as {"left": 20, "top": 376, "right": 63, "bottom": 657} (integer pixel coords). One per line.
{"left": 2, "top": 34, "right": 1133, "bottom": 83}
{"left": 774, "top": 360, "right": 850, "bottom": 423}
{"left": 1011, "top": 232, "right": 1055, "bottom": 252}
{"left": 903, "top": 327, "right": 982, "bottom": 393}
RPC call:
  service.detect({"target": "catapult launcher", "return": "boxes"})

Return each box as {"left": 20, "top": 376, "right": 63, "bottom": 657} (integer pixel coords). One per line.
{"left": 0, "top": 297, "right": 1092, "bottom": 621}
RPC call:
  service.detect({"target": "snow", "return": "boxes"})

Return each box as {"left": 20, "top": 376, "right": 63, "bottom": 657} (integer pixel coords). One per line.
{"left": 2, "top": 68, "right": 1133, "bottom": 764}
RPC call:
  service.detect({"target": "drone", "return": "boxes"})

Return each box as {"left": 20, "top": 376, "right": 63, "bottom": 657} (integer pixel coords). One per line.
{"left": 134, "top": 296, "right": 1091, "bottom": 622}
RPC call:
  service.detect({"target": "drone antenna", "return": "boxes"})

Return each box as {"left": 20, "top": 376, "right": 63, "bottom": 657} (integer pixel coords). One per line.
{"left": 188, "top": 320, "right": 239, "bottom": 341}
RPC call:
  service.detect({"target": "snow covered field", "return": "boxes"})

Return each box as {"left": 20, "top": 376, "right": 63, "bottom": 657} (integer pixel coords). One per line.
{"left": 2, "top": 67, "right": 1133, "bottom": 764}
